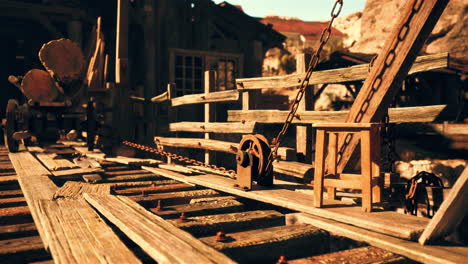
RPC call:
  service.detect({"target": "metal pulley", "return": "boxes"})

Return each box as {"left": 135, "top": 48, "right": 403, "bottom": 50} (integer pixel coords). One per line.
{"left": 235, "top": 134, "right": 273, "bottom": 190}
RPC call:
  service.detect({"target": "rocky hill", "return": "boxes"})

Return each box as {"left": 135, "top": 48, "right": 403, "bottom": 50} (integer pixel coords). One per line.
{"left": 334, "top": 0, "right": 467, "bottom": 58}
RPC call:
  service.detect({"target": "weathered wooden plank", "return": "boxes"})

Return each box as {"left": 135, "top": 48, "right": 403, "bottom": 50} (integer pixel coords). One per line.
{"left": 273, "top": 161, "right": 314, "bottom": 179}
{"left": 36, "top": 198, "right": 140, "bottom": 264}
{"left": 337, "top": 0, "right": 449, "bottom": 171}
{"left": 0, "top": 222, "right": 37, "bottom": 236}
{"left": 51, "top": 167, "right": 104, "bottom": 178}
{"left": 142, "top": 166, "right": 194, "bottom": 185}
{"left": 227, "top": 104, "right": 458, "bottom": 124}
{"left": 73, "top": 157, "right": 101, "bottom": 169}
{"left": 105, "top": 156, "right": 162, "bottom": 166}
{"left": 0, "top": 175, "right": 17, "bottom": 185}
{"left": 155, "top": 173, "right": 428, "bottom": 240}
{"left": 154, "top": 137, "right": 295, "bottom": 160}
{"left": 150, "top": 91, "right": 168, "bottom": 103}
{"left": 171, "top": 89, "right": 240, "bottom": 107}
{"left": 288, "top": 246, "right": 407, "bottom": 264}
{"left": 157, "top": 164, "right": 195, "bottom": 174}
{"left": 131, "top": 189, "right": 220, "bottom": 207}
{"left": 53, "top": 181, "right": 110, "bottom": 199}
{"left": 170, "top": 210, "right": 284, "bottom": 237}
{"left": 418, "top": 167, "right": 468, "bottom": 245}
{"left": 287, "top": 213, "right": 468, "bottom": 264}
{"left": 9, "top": 152, "right": 57, "bottom": 248}
{"left": 236, "top": 53, "right": 448, "bottom": 90}
{"left": 84, "top": 194, "right": 237, "bottom": 264}
{"left": 152, "top": 198, "right": 243, "bottom": 219}
{"left": 200, "top": 224, "right": 328, "bottom": 263}
{"left": 155, "top": 137, "right": 238, "bottom": 154}
{"left": 0, "top": 235, "right": 45, "bottom": 255}
{"left": 169, "top": 121, "right": 257, "bottom": 133}
{"left": 35, "top": 153, "right": 78, "bottom": 171}
{"left": 114, "top": 182, "right": 195, "bottom": 196}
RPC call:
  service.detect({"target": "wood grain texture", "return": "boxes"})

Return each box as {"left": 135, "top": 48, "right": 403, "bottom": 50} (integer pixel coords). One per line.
{"left": 227, "top": 104, "right": 457, "bottom": 124}
{"left": 35, "top": 153, "right": 78, "bottom": 171}
{"left": 9, "top": 152, "right": 57, "bottom": 248}
{"left": 236, "top": 53, "right": 448, "bottom": 90}
{"left": 288, "top": 213, "right": 468, "bottom": 264}
{"left": 155, "top": 137, "right": 239, "bottom": 154}
{"left": 84, "top": 194, "right": 236, "bottom": 264}
{"left": 169, "top": 122, "right": 257, "bottom": 133}
{"left": 155, "top": 173, "right": 428, "bottom": 240}
{"left": 273, "top": 160, "right": 314, "bottom": 179}
{"left": 36, "top": 198, "right": 140, "bottom": 264}
{"left": 418, "top": 167, "right": 468, "bottom": 245}
{"left": 53, "top": 181, "right": 110, "bottom": 199}
{"left": 171, "top": 89, "right": 239, "bottom": 107}
{"left": 105, "top": 156, "right": 162, "bottom": 166}
{"left": 337, "top": 0, "right": 449, "bottom": 172}
{"left": 170, "top": 210, "right": 284, "bottom": 237}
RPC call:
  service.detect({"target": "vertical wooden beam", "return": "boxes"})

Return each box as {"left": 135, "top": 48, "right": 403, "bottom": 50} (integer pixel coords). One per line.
{"left": 371, "top": 126, "right": 382, "bottom": 203}
{"left": 313, "top": 129, "right": 327, "bottom": 208}
{"left": 360, "top": 129, "right": 372, "bottom": 212}
{"left": 296, "top": 54, "right": 314, "bottom": 163}
{"left": 336, "top": 0, "right": 449, "bottom": 172}
{"left": 166, "top": 83, "right": 176, "bottom": 164}
{"left": 115, "top": 0, "right": 131, "bottom": 139}
{"left": 204, "top": 71, "right": 216, "bottom": 164}
{"left": 327, "top": 132, "right": 337, "bottom": 200}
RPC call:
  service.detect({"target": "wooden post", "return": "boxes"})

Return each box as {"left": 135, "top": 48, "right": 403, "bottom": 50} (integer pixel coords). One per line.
{"left": 327, "top": 132, "right": 337, "bottom": 201}
{"left": 296, "top": 54, "right": 314, "bottom": 163}
{"left": 166, "top": 83, "right": 176, "bottom": 164}
{"left": 313, "top": 129, "right": 327, "bottom": 208}
{"left": 115, "top": 0, "right": 131, "bottom": 139}
{"left": 335, "top": 0, "right": 449, "bottom": 172}
{"left": 204, "top": 71, "right": 216, "bottom": 164}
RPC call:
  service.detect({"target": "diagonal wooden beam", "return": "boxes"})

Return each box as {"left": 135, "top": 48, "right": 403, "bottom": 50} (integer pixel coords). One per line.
{"left": 336, "top": 0, "right": 449, "bottom": 172}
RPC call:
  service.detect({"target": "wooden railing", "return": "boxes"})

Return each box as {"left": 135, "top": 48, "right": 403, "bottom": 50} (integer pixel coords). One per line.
{"left": 152, "top": 52, "right": 453, "bottom": 179}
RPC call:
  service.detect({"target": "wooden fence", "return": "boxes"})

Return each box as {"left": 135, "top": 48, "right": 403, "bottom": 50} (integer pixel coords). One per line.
{"left": 153, "top": 52, "right": 454, "bottom": 179}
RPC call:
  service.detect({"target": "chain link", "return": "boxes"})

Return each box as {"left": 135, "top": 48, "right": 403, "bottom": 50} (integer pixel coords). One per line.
{"left": 122, "top": 140, "right": 237, "bottom": 177}
{"left": 335, "top": 0, "right": 421, "bottom": 166}
{"left": 266, "top": 0, "right": 343, "bottom": 173}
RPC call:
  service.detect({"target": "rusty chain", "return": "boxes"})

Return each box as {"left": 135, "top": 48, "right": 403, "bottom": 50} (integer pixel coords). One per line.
{"left": 122, "top": 140, "right": 237, "bottom": 177}
{"left": 335, "top": 0, "right": 422, "bottom": 165}
{"left": 123, "top": 1, "right": 345, "bottom": 178}
{"left": 266, "top": 0, "right": 343, "bottom": 173}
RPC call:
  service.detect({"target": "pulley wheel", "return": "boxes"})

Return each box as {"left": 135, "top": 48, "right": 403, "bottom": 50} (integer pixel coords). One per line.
{"left": 4, "top": 99, "right": 19, "bottom": 152}
{"left": 238, "top": 134, "right": 271, "bottom": 183}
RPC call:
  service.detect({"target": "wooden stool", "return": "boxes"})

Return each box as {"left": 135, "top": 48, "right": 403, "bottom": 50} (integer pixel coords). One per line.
{"left": 312, "top": 123, "right": 382, "bottom": 212}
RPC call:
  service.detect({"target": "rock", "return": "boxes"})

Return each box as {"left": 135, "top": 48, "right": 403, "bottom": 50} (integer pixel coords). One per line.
{"left": 338, "top": 0, "right": 467, "bottom": 58}
{"left": 333, "top": 11, "right": 362, "bottom": 50}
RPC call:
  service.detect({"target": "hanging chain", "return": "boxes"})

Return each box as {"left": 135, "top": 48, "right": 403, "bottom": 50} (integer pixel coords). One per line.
{"left": 266, "top": 0, "right": 343, "bottom": 173}
{"left": 122, "top": 140, "right": 237, "bottom": 177}
{"left": 380, "top": 113, "right": 397, "bottom": 172}
{"left": 335, "top": 0, "right": 422, "bottom": 166}
{"left": 123, "top": 0, "right": 344, "bottom": 178}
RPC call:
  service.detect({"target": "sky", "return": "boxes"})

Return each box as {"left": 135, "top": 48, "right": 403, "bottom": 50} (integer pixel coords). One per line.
{"left": 212, "top": 0, "right": 367, "bottom": 21}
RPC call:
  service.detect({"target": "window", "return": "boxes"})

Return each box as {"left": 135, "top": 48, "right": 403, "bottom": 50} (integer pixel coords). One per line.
{"left": 170, "top": 49, "right": 243, "bottom": 96}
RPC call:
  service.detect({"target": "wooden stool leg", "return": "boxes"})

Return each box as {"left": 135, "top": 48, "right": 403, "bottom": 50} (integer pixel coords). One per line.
{"left": 360, "top": 130, "right": 372, "bottom": 212}
{"left": 371, "top": 126, "right": 382, "bottom": 203}
{"left": 327, "top": 132, "right": 338, "bottom": 200}
{"left": 314, "top": 129, "right": 327, "bottom": 208}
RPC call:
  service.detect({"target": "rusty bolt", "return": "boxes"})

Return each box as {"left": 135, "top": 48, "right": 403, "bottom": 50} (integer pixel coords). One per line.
{"left": 141, "top": 190, "right": 147, "bottom": 197}
{"left": 151, "top": 183, "right": 156, "bottom": 188}
{"left": 154, "top": 200, "right": 162, "bottom": 212}
{"left": 215, "top": 231, "right": 228, "bottom": 242}
{"left": 241, "top": 120, "right": 246, "bottom": 124}
{"left": 177, "top": 212, "right": 187, "bottom": 223}
{"left": 276, "top": 256, "right": 288, "bottom": 264}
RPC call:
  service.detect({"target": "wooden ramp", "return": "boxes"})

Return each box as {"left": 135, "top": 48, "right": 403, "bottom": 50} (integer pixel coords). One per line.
{"left": 84, "top": 193, "right": 237, "bottom": 264}
{"left": 145, "top": 171, "right": 429, "bottom": 240}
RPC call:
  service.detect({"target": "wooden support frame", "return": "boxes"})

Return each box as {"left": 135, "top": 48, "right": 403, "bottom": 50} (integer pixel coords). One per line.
{"left": 335, "top": 0, "right": 449, "bottom": 172}
{"left": 313, "top": 123, "right": 382, "bottom": 212}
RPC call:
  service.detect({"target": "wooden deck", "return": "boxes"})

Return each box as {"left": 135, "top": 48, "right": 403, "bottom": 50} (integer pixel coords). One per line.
{"left": 1, "top": 144, "right": 466, "bottom": 264}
